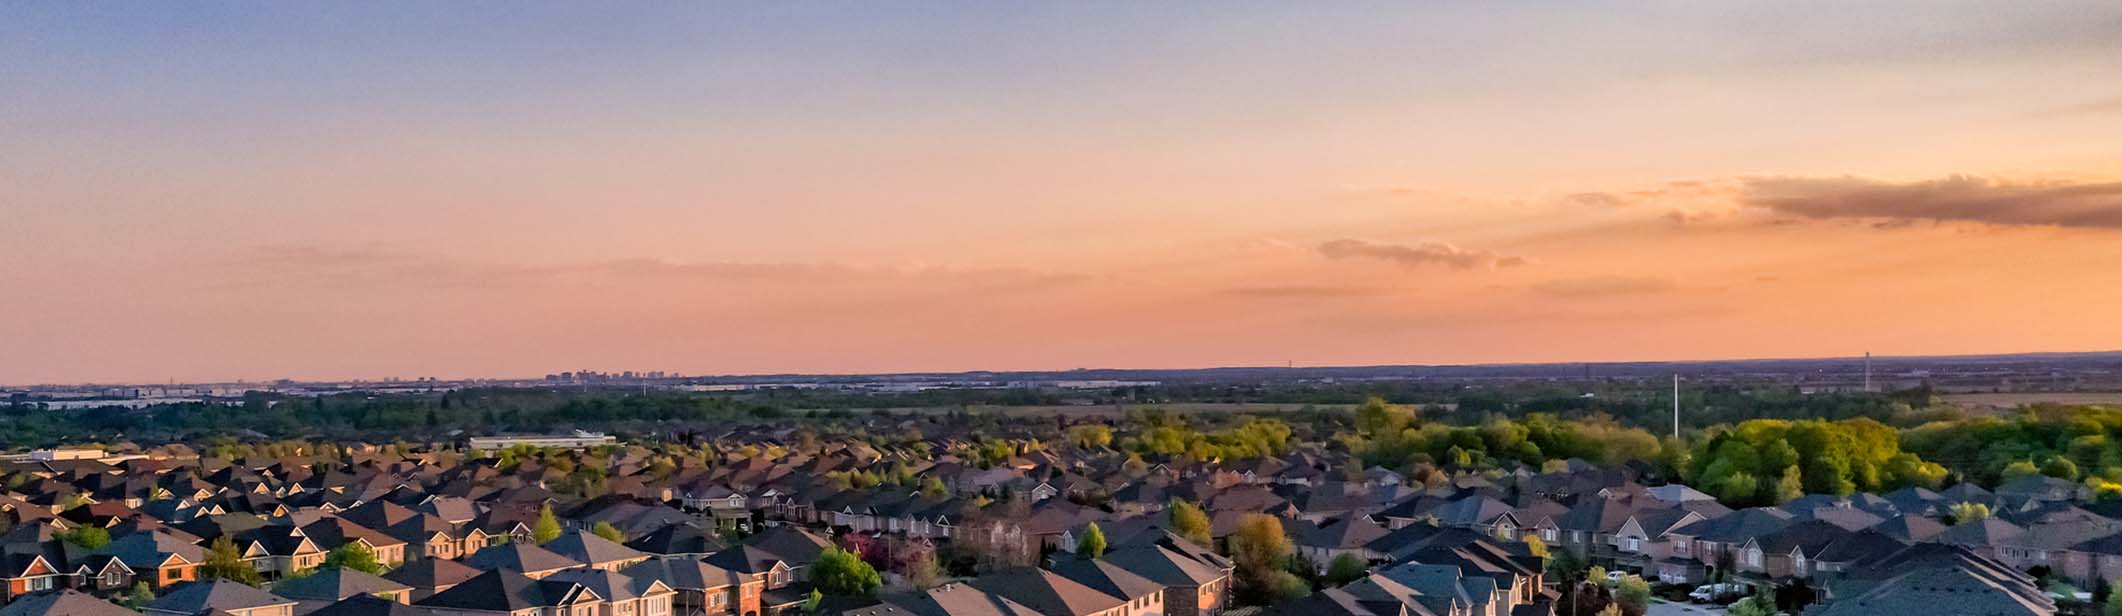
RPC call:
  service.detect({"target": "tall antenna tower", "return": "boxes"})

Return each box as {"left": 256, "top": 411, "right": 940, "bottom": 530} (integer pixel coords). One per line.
{"left": 1864, "top": 351, "right": 1873, "bottom": 392}
{"left": 1672, "top": 374, "right": 1681, "bottom": 439}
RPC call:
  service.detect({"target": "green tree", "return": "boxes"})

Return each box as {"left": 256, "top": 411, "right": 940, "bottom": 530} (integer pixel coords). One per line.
{"left": 1774, "top": 465, "right": 1805, "bottom": 504}
{"left": 1077, "top": 522, "right": 1107, "bottom": 558}
{"left": 1169, "top": 499, "right": 1213, "bottom": 546}
{"left": 203, "top": 535, "right": 262, "bottom": 585}
{"left": 1615, "top": 575, "right": 1651, "bottom": 616}
{"left": 920, "top": 476, "right": 949, "bottom": 499}
{"left": 2002, "top": 460, "right": 2042, "bottom": 483}
{"left": 805, "top": 589, "right": 823, "bottom": 613}
{"left": 1949, "top": 501, "right": 1992, "bottom": 524}
{"left": 812, "top": 547, "right": 883, "bottom": 596}
{"left": 123, "top": 581, "right": 155, "bottom": 609}
{"left": 592, "top": 521, "right": 626, "bottom": 544}
{"left": 533, "top": 504, "right": 563, "bottom": 544}
{"left": 325, "top": 542, "right": 386, "bottom": 575}
{"left": 1229, "top": 513, "right": 1303, "bottom": 604}
{"left": 1325, "top": 553, "right": 1369, "bottom": 586}
{"left": 1727, "top": 594, "right": 1777, "bottom": 616}
{"left": 63, "top": 526, "right": 110, "bottom": 550}
{"left": 1070, "top": 424, "right": 1113, "bottom": 450}
{"left": 2044, "top": 456, "right": 2082, "bottom": 481}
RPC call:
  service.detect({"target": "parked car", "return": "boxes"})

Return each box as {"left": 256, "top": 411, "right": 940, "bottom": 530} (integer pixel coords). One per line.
{"left": 1689, "top": 583, "right": 1747, "bottom": 603}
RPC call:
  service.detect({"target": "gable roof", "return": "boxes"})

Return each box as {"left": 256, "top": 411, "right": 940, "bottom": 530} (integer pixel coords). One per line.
{"left": 416, "top": 569, "right": 598, "bottom": 611}
{"left": 143, "top": 580, "right": 296, "bottom": 614}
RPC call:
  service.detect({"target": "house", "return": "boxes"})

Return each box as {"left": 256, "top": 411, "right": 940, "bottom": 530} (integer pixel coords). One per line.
{"left": 465, "top": 543, "right": 582, "bottom": 580}
{"left": 966, "top": 569, "right": 1128, "bottom": 616}
{"left": 269, "top": 567, "right": 414, "bottom": 612}
{"left": 543, "top": 530, "right": 652, "bottom": 572}
{"left": 0, "top": 589, "right": 142, "bottom": 616}
{"left": 0, "top": 555, "right": 65, "bottom": 602}
{"left": 300, "top": 517, "right": 410, "bottom": 567}
{"left": 621, "top": 556, "right": 761, "bottom": 616}
{"left": 1810, "top": 543, "right": 2053, "bottom": 616}
{"left": 141, "top": 580, "right": 298, "bottom": 616}
{"left": 1051, "top": 559, "right": 1166, "bottom": 616}
{"left": 93, "top": 531, "right": 204, "bottom": 590}
{"left": 303, "top": 595, "right": 434, "bottom": 616}
{"left": 384, "top": 557, "right": 484, "bottom": 602}
{"left": 1100, "top": 543, "right": 1229, "bottom": 616}
{"left": 1292, "top": 516, "right": 1390, "bottom": 571}
{"left": 543, "top": 568, "right": 677, "bottom": 616}
{"left": 417, "top": 569, "right": 605, "bottom": 616}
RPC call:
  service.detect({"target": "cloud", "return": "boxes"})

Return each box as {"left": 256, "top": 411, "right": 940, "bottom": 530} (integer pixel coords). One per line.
{"left": 1530, "top": 276, "right": 1678, "bottom": 298}
{"left": 1317, "top": 239, "right": 1530, "bottom": 270}
{"left": 1217, "top": 285, "right": 1389, "bottom": 299}
{"left": 1738, "top": 174, "right": 2122, "bottom": 229}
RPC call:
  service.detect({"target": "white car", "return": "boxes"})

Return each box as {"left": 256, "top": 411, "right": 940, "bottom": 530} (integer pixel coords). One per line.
{"left": 1688, "top": 583, "right": 1746, "bottom": 603}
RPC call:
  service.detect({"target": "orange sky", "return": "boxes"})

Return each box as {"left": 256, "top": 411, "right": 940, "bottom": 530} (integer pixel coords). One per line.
{"left": 5, "top": 3, "right": 2122, "bottom": 383}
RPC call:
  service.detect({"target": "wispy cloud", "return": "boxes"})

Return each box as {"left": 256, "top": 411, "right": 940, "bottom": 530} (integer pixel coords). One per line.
{"left": 1530, "top": 276, "right": 1678, "bottom": 298}
{"left": 1317, "top": 239, "right": 1530, "bottom": 270}
{"left": 1738, "top": 174, "right": 2122, "bottom": 230}
{"left": 1217, "top": 285, "right": 1389, "bottom": 300}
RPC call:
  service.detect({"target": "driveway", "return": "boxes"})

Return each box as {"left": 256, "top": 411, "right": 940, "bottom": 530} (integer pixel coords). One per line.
{"left": 1647, "top": 600, "right": 1726, "bottom": 616}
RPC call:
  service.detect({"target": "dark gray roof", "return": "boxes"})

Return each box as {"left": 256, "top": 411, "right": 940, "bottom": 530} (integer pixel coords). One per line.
{"left": 1050, "top": 559, "right": 1165, "bottom": 602}
{"left": 269, "top": 567, "right": 413, "bottom": 602}
{"left": 415, "top": 570, "right": 594, "bottom": 611}
{"left": 142, "top": 580, "right": 296, "bottom": 614}
{"left": 0, "top": 590, "right": 142, "bottom": 616}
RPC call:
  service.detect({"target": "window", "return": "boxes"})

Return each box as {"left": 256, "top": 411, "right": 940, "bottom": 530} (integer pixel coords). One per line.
{"left": 1746, "top": 548, "right": 1762, "bottom": 568}
{"left": 1542, "top": 529, "right": 1557, "bottom": 541}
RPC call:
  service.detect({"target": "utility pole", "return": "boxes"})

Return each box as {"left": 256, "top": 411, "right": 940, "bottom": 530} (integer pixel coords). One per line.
{"left": 1672, "top": 374, "right": 1681, "bottom": 439}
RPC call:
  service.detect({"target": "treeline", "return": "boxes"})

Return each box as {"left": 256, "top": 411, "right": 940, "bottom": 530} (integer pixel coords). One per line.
{"left": 1687, "top": 418, "right": 1948, "bottom": 506}
{"left": 0, "top": 389, "right": 761, "bottom": 446}
{"left": 1335, "top": 398, "right": 1674, "bottom": 474}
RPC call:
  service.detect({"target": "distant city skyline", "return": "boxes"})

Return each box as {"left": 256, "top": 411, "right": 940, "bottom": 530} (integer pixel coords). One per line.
{"left": 6, "top": 3, "right": 2122, "bottom": 384}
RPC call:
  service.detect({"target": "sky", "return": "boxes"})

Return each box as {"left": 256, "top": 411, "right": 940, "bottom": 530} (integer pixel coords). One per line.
{"left": 5, "top": 2, "right": 2122, "bottom": 384}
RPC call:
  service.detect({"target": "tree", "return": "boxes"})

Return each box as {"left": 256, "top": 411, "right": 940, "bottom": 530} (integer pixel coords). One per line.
{"left": 1229, "top": 513, "right": 1305, "bottom": 604}
{"left": 1523, "top": 534, "right": 1550, "bottom": 558}
{"left": 805, "top": 589, "right": 823, "bottom": 613}
{"left": 1070, "top": 424, "right": 1113, "bottom": 450}
{"left": 326, "top": 542, "right": 386, "bottom": 575}
{"left": 1728, "top": 594, "right": 1777, "bottom": 616}
{"left": 203, "top": 535, "right": 262, "bottom": 585}
{"left": 62, "top": 526, "right": 110, "bottom": 550}
{"left": 123, "top": 581, "right": 155, "bottom": 609}
{"left": 533, "top": 504, "right": 563, "bottom": 544}
{"left": 920, "top": 476, "right": 949, "bottom": 499}
{"left": 1169, "top": 499, "right": 1213, "bottom": 546}
{"left": 2105, "top": 593, "right": 2122, "bottom": 616}
{"left": 1077, "top": 522, "right": 1107, "bottom": 558}
{"left": 813, "top": 547, "right": 883, "bottom": 596}
{"left": 1614, "top": 575, "right": 1651, "bottom": 616}
{"left": 2044, "top": 456, "right": 2082, "bottom": 481}
{"left": 902, "top": 548, "right": 942, "bottom": 590}
{"left": 1325, "top": 553, "right": 1369, "bottom": 586}
{"left": 592, "top": 521, "right": 626, "bottom": 544}
{"left": 2003, "top": 460, "right": 2042, "bottom": 483}
{"left": 1949, "top": 501, "right": 1992, "bottom": 525}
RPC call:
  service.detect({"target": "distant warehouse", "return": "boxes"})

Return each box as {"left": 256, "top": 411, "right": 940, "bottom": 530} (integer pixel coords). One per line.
{"left": 465, "top": 430, "right": 617, "bottom": 452}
